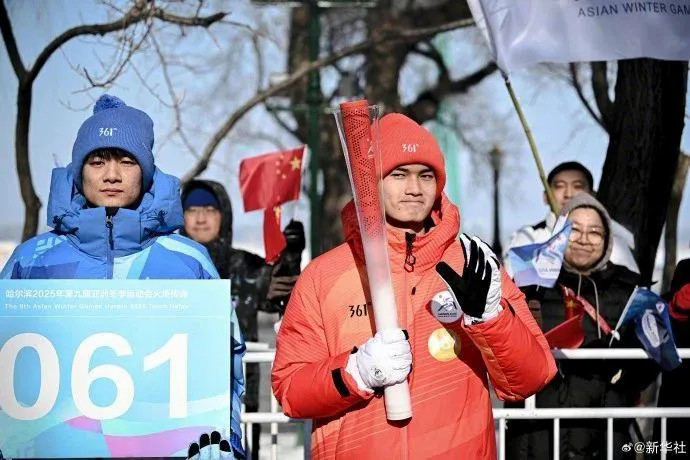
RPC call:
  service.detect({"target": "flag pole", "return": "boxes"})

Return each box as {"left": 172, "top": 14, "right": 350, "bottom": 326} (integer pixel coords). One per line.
{"left": 609, "top": 286, "right": 639, "bottom": 346}
{"left": 502, "top": 73, "right": 558, "bottom": 214}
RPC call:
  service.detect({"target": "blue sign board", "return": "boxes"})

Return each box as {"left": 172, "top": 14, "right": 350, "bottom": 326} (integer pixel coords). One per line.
{"left": 0, "top": 280, "right": 231, "bottom": 458}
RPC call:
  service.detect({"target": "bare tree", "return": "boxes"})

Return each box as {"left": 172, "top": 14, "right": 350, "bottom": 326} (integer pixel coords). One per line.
{"left": 0, "top": 0, "right": 227, "bottom": 241}
{"left": 568, "top": 60, "right": 689, "bottom": 284}
{"left": 263, "top": 1, "right": 498, "bottom": 252}
{"left": 597, "top": 59, "right": 687, "bottom": 284}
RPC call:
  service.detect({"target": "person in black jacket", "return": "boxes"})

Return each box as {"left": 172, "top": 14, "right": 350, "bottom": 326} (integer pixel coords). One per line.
{"left": 181, "top": 179, "right": 303, "bottom": 460}
{"left": 506, "top": 193, "right": 655, "bottom": 460}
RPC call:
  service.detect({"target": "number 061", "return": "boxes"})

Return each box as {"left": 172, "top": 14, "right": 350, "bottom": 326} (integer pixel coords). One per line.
{"left": 0, "top": 333, "right": 188, "bottom": 421}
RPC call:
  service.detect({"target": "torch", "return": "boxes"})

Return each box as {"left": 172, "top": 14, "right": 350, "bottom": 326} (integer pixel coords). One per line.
{"left": 333, "top": 100, "right": 412, "bottom": 421}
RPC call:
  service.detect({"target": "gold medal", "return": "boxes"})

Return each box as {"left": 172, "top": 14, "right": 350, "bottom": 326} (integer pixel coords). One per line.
{"left": 428, "top": 327, "right": 461, "bottom": 362}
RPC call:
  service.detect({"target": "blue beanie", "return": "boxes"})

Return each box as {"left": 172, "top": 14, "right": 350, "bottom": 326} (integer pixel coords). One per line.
{"left": 183, "top": 186, "right": 220, "bottom": 210}
{"left": 72, "top": 94, "right": 155, "bottom": 192}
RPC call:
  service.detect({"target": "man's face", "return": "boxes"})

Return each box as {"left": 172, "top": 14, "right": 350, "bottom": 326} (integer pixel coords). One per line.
{"left": 565, "top": 207, "right": 606, "bottom": 272}
{"left": 547, "top": 170, "right": 591, "bottom": 211}
{"left": 184, "top": 206, "right": 222, "bottom": 244}
{"left": 82, "top": 151, "right": 142, "bottom": 208}
{"left": 382, "top": 164, "right": 437, "bottom": 233}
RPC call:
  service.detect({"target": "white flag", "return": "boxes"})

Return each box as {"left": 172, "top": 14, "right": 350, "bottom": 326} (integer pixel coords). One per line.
{"left": 468, "top": 0, "right": 690, "bottom": 73}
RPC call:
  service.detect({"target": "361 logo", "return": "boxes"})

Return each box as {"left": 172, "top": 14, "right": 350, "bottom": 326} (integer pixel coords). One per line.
{"left": 99, "top": 127, "right": 118, "bottom": 136}
{"left": 402, "top": 143, "right": 419, "bottom": 153}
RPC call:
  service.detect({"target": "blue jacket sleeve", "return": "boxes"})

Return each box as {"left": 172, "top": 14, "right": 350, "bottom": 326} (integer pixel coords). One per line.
{"left": 230, "top": 307, "right": 247, "bottom": 459}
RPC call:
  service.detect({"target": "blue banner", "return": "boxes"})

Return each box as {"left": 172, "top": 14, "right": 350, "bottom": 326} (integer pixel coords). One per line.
{"left": 0, "top": 280, "right": 232, "bottom": 458}
{"left": 617, "top": 287, "right": 681, "bottom": 372}
{"left": 507, "top": 218, "right": 572, "bottom": 288}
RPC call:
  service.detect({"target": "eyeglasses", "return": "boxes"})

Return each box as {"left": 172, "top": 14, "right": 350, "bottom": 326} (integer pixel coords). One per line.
{"left": 184, "top": 206, "right": 220, "bottom": 216}
{"left": 569, "top": 227, "right": 604, "bottom": 245}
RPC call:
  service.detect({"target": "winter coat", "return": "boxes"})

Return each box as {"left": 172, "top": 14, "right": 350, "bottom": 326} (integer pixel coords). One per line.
{"left": 271, "top": 195, "right": 556, "bottom": 460}
{"left": 181, "top": 179, "right": 290, "bottom": 412}
{"left": 0, "top": 165, "right": 246, "bottom": 458}
{"left": 181, "top": 179, "right": 280, "bottom": 338}
{"left": 2, "top": 166, "right": 217, "bottom": 280}
{"left": 505, "top": 194, "right": 653, "bottom": 460}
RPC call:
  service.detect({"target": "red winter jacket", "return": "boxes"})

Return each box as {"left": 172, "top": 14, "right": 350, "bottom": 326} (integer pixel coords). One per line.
{"left": 272, "top": 195, "right": 556, "bottom": 459}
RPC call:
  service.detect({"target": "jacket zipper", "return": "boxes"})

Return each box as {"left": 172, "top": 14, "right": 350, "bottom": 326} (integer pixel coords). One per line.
{"left": 402, "top": 232, "right": 417, "bottom": 460}
{"left": 105, "top": 210, "right": 115, "bottom": 278}
{"left": 404, "top": 232, "right": 416, "bottom": 272}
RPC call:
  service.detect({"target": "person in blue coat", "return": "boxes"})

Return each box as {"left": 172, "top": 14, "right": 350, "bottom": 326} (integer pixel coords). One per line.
{"left": 0, "top": 94, "right": 246, "bottom": 458}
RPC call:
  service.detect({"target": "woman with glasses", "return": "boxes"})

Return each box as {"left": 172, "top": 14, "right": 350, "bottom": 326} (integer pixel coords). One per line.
{"left": 506, "top": 193, "right": 657, "bottom": 460}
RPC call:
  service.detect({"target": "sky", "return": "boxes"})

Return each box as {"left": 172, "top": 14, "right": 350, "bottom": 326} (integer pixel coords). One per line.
{"left": 1, "top": 0, "right": 689, "bottom": 270}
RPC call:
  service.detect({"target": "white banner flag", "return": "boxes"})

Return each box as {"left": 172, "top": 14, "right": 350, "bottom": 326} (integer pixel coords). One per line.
{"left": 468, "top": 0, "right": 690, "bottom": 73}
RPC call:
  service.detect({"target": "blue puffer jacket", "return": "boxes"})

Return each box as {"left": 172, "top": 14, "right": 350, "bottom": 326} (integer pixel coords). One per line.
{"left": 1, "top": 164, "right": 246, "bottom": 458}
{"left": 2, "top": 165, "right": 219, "bottom": 280}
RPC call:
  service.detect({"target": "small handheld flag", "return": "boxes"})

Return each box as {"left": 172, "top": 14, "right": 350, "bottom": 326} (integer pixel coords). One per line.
{"left": 612, "top": 287, "right": 681, "bottom": 371}
{"left": 507, "top": 216, "right": 572, "bottom": 288}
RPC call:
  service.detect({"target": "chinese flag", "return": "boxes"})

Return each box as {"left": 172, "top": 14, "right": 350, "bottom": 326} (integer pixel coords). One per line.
{"left": 264, "top": 206, "right": 286, "bottom": 264}
{"left": 239, "top": 147, "right": 305, "bottom": 263}
{"left": 545, "top": 313, "right": 585, "bottom": 349}
{"left": 239, "top": 147, "right": 305, "bottom": 212}
{"left": 544, "top": 285, "right": 586, "bottom": 349}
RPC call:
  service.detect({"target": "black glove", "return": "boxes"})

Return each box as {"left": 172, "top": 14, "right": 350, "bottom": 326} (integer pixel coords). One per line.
{"left": 186, "top": 431, "right": 233, "bottom": 459}
{"left": 267, "top": 220, "right": 305, "bottom": 311}
{"left": 435, "top": 234, "right": 502, "bottom": 321}
{"left": 282, "top": 219, "right": 306, "bottom": 254}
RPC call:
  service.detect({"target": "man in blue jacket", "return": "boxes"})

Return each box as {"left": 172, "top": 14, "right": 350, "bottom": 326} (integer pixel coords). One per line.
{"left": 1, "top": 94, "right": 246, "bottom": 458}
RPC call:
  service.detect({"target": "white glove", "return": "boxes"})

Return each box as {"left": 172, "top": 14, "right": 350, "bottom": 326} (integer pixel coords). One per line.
{"left": 345, "top": 328, "right": 412, "bottom": 393}
{"left": 470, "top": 235, "right": 502, "bottom": 324}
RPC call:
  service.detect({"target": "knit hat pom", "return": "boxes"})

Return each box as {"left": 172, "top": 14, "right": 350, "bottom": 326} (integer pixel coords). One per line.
{"left": 93, "top": 94, "right": 126, "bottom": 114}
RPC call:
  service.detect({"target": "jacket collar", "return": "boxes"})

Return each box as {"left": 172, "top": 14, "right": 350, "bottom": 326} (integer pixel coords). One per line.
{"left": 46, "top": 164, "right": 183, "bottom": 258}
{"left": 341, "top": 194, "right": 460, "bottom": 273}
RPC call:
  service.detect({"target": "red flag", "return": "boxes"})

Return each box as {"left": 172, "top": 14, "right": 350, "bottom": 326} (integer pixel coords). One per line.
{"left": 238, "top": 147, "right": 304, "bottom": 263}
{"left": 545, "top": 313, "right": 585, "bottom": 349}
{"left": 561, "top": 285, "right": 612, "bottom": 335}
{"left": 263, "top": 206, "right": 286, "bottom": 264}
{"left": 239, "top": 147, "right": 304, "bottom": 212}
{"left": 544, "top": 286, "right": 586, "bottom": 349}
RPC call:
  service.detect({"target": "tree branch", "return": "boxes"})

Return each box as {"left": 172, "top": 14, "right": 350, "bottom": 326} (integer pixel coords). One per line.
{"left": 27, "top": 1, "right": 227, "bottom": 85}
{"left": 267, "top": 106, "right": 302, "bottom": 141}
{"left": 448, "top": 61, "right": 497, "bottom": 93}
{"left": 182, "top": 17, "right": 476, "bottom": 182}
{"left": 0, "top": 1, "right": 27, "bottom": 79}
{"left": 411, "top": 41, "right": 451, "bottom": 87}
{"left": 404, "top": 60, "right": 497, "bottom": 123}
{"left": 591, "top": 61, "right": 614, "bottom": 130}
{"left": 82, "top": 24, "right": 152, "bottom": 89}
{"left": 150, "top": 33, "right": 198, "bottom": 159}
{"left": 569, "top": 63, "right": 606, "bottom": 132}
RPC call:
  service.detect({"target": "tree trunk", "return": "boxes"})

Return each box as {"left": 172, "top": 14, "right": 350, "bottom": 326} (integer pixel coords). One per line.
{"left": 662, "top": 153, "right": 689, "bottom": 293}
{"left": 364, "top": 3, "right": 408, "bottom": 114}
{"left": 17, "top": 83, "right": 42, "bottom": 241}
{"left": 597, "top": 59, "right": 687, "bottom": 285}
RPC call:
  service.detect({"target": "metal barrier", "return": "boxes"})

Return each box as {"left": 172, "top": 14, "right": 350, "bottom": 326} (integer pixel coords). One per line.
{"left": 241, "top": 347, "right": 690, "bottom": 460}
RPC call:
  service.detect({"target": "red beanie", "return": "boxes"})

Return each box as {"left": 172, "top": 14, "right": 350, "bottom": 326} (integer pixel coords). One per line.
{"left": 377, "top": 113, "right": 446, "bottom": 198}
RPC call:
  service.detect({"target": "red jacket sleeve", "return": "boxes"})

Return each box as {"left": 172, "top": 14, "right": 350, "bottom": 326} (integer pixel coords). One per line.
{"left": 463, "top": 269, "right": 557, "bottom": 401}
{"left": 271, "top": 262, "right": 372, "bottom": 418}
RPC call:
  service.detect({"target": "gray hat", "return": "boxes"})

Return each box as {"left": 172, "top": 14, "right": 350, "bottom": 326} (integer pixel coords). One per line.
{"left": 559, "top": 193, "right": 613, "bottom": 273}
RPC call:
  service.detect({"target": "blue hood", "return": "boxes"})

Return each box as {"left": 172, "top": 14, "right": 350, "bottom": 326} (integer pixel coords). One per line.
{"left": 46, "top": 164, "right": 184, "bottom": 258}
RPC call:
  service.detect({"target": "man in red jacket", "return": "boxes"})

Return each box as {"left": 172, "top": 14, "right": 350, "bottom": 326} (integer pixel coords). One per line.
{"left": 271, "top": 113, "right": 556, "bottom": 459}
